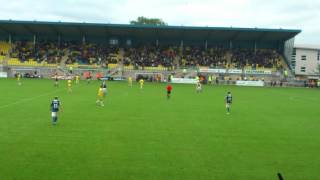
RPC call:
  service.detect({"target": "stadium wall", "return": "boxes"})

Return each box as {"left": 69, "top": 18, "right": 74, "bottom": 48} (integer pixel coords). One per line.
{"left": 284, "top": 37, "right": 295, "bottom": 70}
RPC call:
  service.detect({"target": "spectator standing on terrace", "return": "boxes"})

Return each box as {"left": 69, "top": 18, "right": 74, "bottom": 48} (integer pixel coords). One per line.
{"left": 284, "top": 70, "right": 288, "bottom": 80}
{"left": 69, "top": 66, "right": 73, "bottom": 74}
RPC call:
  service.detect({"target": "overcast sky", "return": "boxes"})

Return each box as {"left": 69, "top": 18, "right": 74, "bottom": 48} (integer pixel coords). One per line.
{"left": 0, "top": 0, "right": 319, "bottom": 44}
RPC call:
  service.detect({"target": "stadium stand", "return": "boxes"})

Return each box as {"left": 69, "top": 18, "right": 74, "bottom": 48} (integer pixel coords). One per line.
{"left": 0, "top": 20, "right": 301, "bottom": 82}
{"left": 0, "top": 41, "right": 11, "bottom": 55}
{"left": 6, "top": 41, "right": 284, "bottom": 72}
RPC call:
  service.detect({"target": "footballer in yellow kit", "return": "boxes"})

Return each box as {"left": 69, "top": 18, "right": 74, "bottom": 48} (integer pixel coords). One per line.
{"left": 96, "top": 86, "right": 104, "bottom": 106}
{"left": 67, "top": 79, "right": 72, "bottom": 92}
{"left": 17, "top": 73, "right": 22, "bottom": 86}
{"left": 75, "top": 75, "right": 80, "bottom": 84}
{"left": 139, "top": 79, "right": 144, "bottom": 89}
{"left": 128, "top": 76, "right": 132, "bottom": 87}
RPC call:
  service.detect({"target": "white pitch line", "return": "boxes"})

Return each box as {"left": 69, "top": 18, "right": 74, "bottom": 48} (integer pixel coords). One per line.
{"left": 0, "top": 88, "right": 64, "bottom": 109}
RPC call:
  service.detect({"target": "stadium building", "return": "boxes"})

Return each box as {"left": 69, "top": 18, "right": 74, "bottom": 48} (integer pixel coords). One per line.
{"left": 0, "top": 20, "right": 302, "bottom": 85}
{"left": 291, "top": 44, "right": 320, "bottom": 78}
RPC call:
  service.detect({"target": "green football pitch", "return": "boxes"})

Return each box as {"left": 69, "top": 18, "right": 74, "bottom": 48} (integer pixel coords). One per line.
{"left": 0, "top": 78, "right": 319, "bottom": 180}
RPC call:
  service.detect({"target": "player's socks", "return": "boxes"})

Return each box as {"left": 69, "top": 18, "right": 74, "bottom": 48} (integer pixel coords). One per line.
{"left": 227, "top": 107, "right": 231, "bottom": 114}
{"left": 52, "top": 117, "right": 57, "bottom": 125}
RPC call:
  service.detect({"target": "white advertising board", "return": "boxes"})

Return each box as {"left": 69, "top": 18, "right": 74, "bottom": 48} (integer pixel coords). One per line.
{"left": 199, "top": 68, "right": 227, "bottom": 73}
{"left": 236, "top": 80, "right": 265, "bottom": 87}
{"left": 0, "top": 72, "right": 8, "bottom": 78}
{"left": 244, "top": 70, "right": 272, "bottom": 75}
{"left": 228, "top": 69, "right": 242, "bottom": 74}
{"left": 171, "top": 78, "right": 198, "bottom": 84}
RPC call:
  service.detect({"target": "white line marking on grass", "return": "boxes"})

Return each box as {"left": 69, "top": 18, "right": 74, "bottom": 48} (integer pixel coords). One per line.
{"left": 0, "top": 89, "right": 64, "bottom": 109}
{"left": 0, "top": 82, "right": 93, "bottom": 109}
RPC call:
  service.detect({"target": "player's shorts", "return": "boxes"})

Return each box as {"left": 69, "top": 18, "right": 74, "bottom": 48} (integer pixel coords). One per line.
{"left": 102, "top": 88, "right": 107, "bottom": 94}
{"left": 167, "top": 91, "right": 171, "bottom": 94}
{"left": 226, "top": 103, "right": 231, "bottom": 108}
{"left": 51, "top": 112, "right": 57, "bottom": 117}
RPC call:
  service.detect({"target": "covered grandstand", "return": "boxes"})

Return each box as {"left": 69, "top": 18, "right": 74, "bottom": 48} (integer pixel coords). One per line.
{"left": 0, "top": 20, "right": 301, "bottom": 81}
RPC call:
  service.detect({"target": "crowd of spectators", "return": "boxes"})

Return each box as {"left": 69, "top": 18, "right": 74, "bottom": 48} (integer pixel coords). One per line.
{"left": 123, "top": 46, "right": 177, "bottom": 68}
{"left": 9, "top": 41, "right": 283, "bottom": 70}
{"left": 11, "top": 41, "right": 63, "bottom": 64}
{"left": 63, "top": 42, "right": 119, "bottom": 65}
{"left": 10, "top": 41, "right": 120, "bottom": 66}
{"left": 181, "top": 47, "right": 227, "bottom": 67}
{"left": 231, "top": 49, "right": 281, "bottom": 69}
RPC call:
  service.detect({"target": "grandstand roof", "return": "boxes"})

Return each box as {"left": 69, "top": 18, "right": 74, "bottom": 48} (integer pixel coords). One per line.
{"left": 0, "top": 20, "right": 301, "bottom": 42}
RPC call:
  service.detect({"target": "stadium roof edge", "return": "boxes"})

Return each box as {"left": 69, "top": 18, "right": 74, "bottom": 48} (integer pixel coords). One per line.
{"left": 0, "top": 19, "right": 302, "bottom": 33}
{"left": 294, "top": 44, "right": 320, "bottom": 50}
{"left": 0, "top": 20, "right": 301, "bottom": 43}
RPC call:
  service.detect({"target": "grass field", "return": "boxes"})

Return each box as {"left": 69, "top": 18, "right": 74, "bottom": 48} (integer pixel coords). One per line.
{"left": 0, "top": 78, "right": 319, "bottom": 180}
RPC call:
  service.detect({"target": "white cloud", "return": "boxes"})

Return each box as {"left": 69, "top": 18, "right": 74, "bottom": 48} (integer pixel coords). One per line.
{"left": 0, "top": 0, "right": 319, "bottom": 44}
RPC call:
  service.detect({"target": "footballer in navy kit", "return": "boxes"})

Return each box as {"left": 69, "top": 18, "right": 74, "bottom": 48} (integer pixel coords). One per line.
{"left": 102, "top": 81, "right": 107, "bottom": 96}
{"left": 225, "top": 92, "right": 232, "bottom": 114}
{"left": 54, "top": 74, "right": 59, "bottom": 87}
{"left": 50, "top": 97, "right": 61, "bottom": 125}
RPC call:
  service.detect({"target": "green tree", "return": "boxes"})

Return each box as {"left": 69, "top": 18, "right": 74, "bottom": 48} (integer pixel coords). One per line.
{"left": 130, "top": 16, "right": 167, "bottom": 26}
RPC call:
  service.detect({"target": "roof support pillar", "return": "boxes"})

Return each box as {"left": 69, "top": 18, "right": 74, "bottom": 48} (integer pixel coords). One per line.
{"left": 82, "top": 35, "right": 86, "bottom": 44}
{"left": 156, "top": 39, "right": 159, "bottom": 47}
{"left": 205, "top": 40, "right": 208, "bottom": 50}
{"left": 33, "top": 34, "right": 36, "bottom": 46}
{"left": 254, "top": 41, "right": 257, "bottom": 54}
{"left": 8, "top": 34, "right": 11, "bottom": 44}
{"left": 180, "top": 40, "right": 184, "bottom": 49}
{"left": 58, "top": 34, "right": 61, "bottom": 47}
{"left": 229, "top": 40, "right": 233, "bottom": 49}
